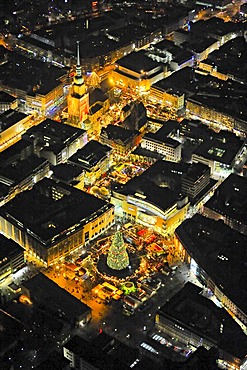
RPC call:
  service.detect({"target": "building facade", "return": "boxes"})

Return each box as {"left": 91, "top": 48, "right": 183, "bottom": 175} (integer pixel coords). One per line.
{"left": 67, "top": 42, "right": 89, "bottom": 129}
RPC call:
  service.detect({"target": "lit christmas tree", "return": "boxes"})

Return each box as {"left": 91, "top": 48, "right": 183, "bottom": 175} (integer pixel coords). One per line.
{"left": 107, "top": 231, "right": 129, "bottom": 270}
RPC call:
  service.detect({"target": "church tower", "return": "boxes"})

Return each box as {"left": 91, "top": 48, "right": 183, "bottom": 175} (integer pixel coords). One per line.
{"left": 67, "top": 41, "right": 89, "bottom": 128}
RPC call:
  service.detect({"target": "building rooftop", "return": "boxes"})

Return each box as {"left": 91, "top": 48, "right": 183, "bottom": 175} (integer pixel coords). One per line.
{"left": 0, "top": 177, "right": 112, "bottom": 245}
{"left": 0, "top": 234, "right": 23, "bottom": 262}
{"left": 34, "top": 351, "right": 70, "bottom": 370}
{"left": 0, "top": 154, "right": 48, "bottom": 190}
{"left": 190, "top": 17, "right": 240, "bottom": 38}
{"left": 204, "top": 173, "right": 247, "bottom": 225}
{"left": 0, "top": 91, "right": 16, "bottom": 103}
{"left": 144, "top": 125, "right": 181, "bottom": 147}
{"left": 101, "top": 124, "right": 139, "bottom": 145}
{"left": 0, "top": 109, "right": 28, "bottom": 132}
{"left": 23, "top": 118, "right": 86, "bottom": 155}
{"left": 64, "top": 334, "right": 134, "bottom": 370}
{"left": 181, "top": 162, "right": 210, "bottom": 182}
{"left": 153, "top": 67, "right": 247, "bottom": 123}
{"left": 175, "top": 214, "right": 247, "bottom": 319}
{"left": 193, "top": 134, "right": 244, "bottom": 166}
{"left": 0, "top": 52, "right": 66, "bottom": 95}
{"left": 89, "top": 87, "right": 108, "bottom": 107}
{"left": 172, "top": 50, "right": 194, "bottom": 64}
{"left": 158, "top": 282, "right": 247, "bottom": 359}
{"left": 131, "top": 146, "right": 163, "bottom": 161}
{"left": 69, "top": 140, "right": 111, "bottom": 172}
{"left": 0, "top": 139, "right": 34, "bottom": 167}
{"left": 112, "top": 160, "right": 191, "bottom": 212}
{"left": 201, "top": 36, "right": 247, "bottom": 84}
{"left": 185, "top": 37, "right": 218, "bottom": 54}
{"left": 0, "top": 310, "right": 23, "bottom": 358}
{"left": 22, "top": 273, "right": 91, "bottom": 322}
{"left": 116, "top": 50, "right": 161, "bottom": 74}
{"left": 20, "top": 35, "right": 55, "bottom": 52}
{"left": 52, "top": 163, "right": 83, "bottom": 183}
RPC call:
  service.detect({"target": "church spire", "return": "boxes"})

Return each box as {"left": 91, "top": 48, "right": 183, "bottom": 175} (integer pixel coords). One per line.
{"left": 76, "top": 41, "right": 82, "bottom": 79}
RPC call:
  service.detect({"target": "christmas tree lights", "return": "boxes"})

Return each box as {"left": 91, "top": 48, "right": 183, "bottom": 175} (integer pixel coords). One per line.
{"left": 107, "top": 231, "right": 129, "bottom": 270}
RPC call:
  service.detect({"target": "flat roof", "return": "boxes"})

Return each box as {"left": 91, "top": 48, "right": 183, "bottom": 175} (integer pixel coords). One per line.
{"left": 23, "top": 118, "right": 86, "bottom": 155}
{"left": 0, "top": 109, "right": 28, "bottom": 132}
{"left": 176, "top": 213, "right": 247, "bottom": 319}
{"left": 52, "top": 163, "right": 83, "bottom": 182}
{"left": 0, "top": 177, "right": 113, "bottom": 244}
{"left": 34, "top": 351, "right": 70, "bottom": 370}
{"left": 64, "top": 334, "right": 133, "bottom": 370}
{"left": 0, "top": 310, "right": 23, "bottom": 356}
{"left": 69, "top": 140, "right": 111, "bottom": 171}
{"left": 22, "top": 273, "right": 91, "bottom": 321}
{"left": 0, "top": 139, "right": 33, "bottom": 166}
{"left": 200, "top": 36, "right": 247, "bottom": 84}
{"left": 0, "top": 52, "right": 66, "bottom": 95}
{"left": 193, "top": 135, "right": 243, "bottom": 165}
{"left": 112, "top": 160, "right": 190, "bottom": 212}
{"left": 0, "top": 91, "right": 16, "bottom": 103}
{"left": 131, "top": 146, "right": 163, "bottom": 160}
{"left": 158, "top": 282, "right": 247, "bottom": 359}
{"left": 116, "top": 50, "right": 161, "bottom": 74}
{"left": 153, "top": 67, "right": 247, "bottom": 123}
{"left": 0, "top": 234, "right": 23, "bottom": 261}
{"left": 0, "top": 154, "right": 48, "bottom": 189}
{"left": 204, "top": 173, "right": 247, "bottom": 225}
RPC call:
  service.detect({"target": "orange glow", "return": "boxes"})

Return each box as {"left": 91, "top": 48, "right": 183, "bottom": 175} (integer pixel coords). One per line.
{"left": 19, "top": 294, "right": 32, "bottom": 305}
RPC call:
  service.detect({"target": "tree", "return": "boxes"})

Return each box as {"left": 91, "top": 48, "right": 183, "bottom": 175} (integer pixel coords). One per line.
{"left": 107, "top": 231, "right": 129, "bottom": 270}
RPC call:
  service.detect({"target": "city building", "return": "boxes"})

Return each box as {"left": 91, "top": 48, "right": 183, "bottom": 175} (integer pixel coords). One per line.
{"left": 147, "top": 118, "right": 179, "bottom": 135}
{"left": 67, "top": 42, "right": 89, "bottom": 129}
{"left": 68, "top": 140, "right": 113, "bottom": 187}
{"left": 0, "top": 91, "right": 18, "bottom": 113}
{"left": 191, "top": 133, "right": 245, "bottom": 176}
{"left": 150, "top": 82, "right": 185, "bottom": 110}
{"left": 0, "top": 153, "right": 50, "bottom": 206}
{"left": 63, "top": 333, "right": 140, "bottom": 370}
{"left": 181, "top": 162, "right": 213, "bottom": 204}
{"left": 0, "top": 310, "right": 23, "bottom": 359}
{"left": 22, "top": 118, "right": 88, "bottom": 165}
{"left": 140, "top": 125, "right": 182, "bottom": 162}
{"left": 0, "top": 109, "right": 33, "bottom": 147}
{"left": 0, "top": 52, "right": 67, "bottom": 116}
{"left": 184, "top": 37, "right": 220, "bottom": 62}
{"left": 149, "top": 66, "right": 247, "bottom": 135}
{"left": 111, "top": 160, "right": 190, "bottom": 236}
{"left": 0, "top": 234, "right": 25, "bottom": 282}
{"left": 186, "top": 95, "right": 247, "bottom": 134}
{"left": 198, "top": 36, "right": 247, "bottom": 84}
{"left": 0, "top": 178, "right": 114, "bottom": 265}
{"left": 147, "top": 39, "right": 182, "bottom": 65}
{"left": 169, "top": 51, "right": 194, "bottom": 72}
{"left": 175, "top": 214, "right": 247, "bottom": 329}
{"left": 52, "top": 163, "right": 85, "bottom": 190}
{"left": 21, "top": 273, "right": 92, "bottom": 327}
{"left": 34, "top": 351, "right": 70, "bottom": 370}
{"left": 110, "top": 50, "right": 165, "bottom": 93}
{"left": 189, "top": 17, "right": 242, "bottom": 47}
{"left": 155, "top": 282, "right": 247, "bottom": 369}
{"left": 100, "top": 124, "right": 141, "bottom": 157}
{"left": 202, "top": 173, "right": 247, "bottom": 235}
{"left": 130, "top": 146, "right": 163, "bottom": 166}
